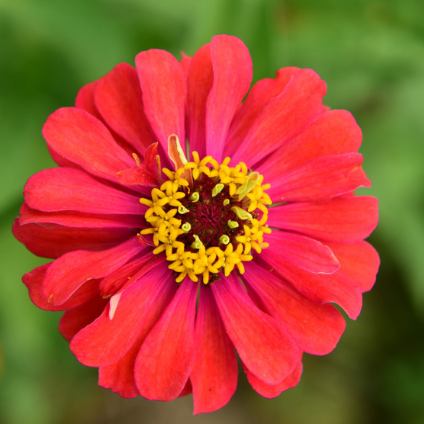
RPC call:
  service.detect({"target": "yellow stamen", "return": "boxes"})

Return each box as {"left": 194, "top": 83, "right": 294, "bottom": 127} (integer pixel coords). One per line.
{"left": 191, "top": 235, "right": 203, "bottom": 249}
{"left": 178, "top": 205, "right": 190, "bottom": 214}
{"left": 212, "top": 183, "right": 224, "bottom": 197}
{"left": 142, "top": 150, "right": 272, "bottom": 284}
{"left": 181, "top": 223, "right": 191, "bottom": 233}
{"left": 190, "top": 192, "right": 200, "bottom": 202}
{"left": 219, "top": 235, "right": 230, "bottom": 245}
{"left": 231, "top": 206, "right": 253, "bottom": 221}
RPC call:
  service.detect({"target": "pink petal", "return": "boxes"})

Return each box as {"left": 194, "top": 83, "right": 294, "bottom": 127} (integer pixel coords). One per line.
{"left": 24, "top": 167, "right": 143, "bottom": 215}
{"left": 206, "top": 35, "right": 252, "bottom": 162}
{"left": 191, "top": 286, "right": 238, "bottom": 414}
{"left": 19, "top": 203, "right": 143, "bottom": 229}
{"left": 244, "top": 359, "right": 303, "bottom": 399}
{"left": 42, "top": 236, "right": 144, "bottom": 305}
{"left": 186, "top": 43, "right": 213, "bottom": 157}
{"left": 266, "top": 231, "right": 340, "bottom": 274}
{"left": 232, "top": 69, "right": 326, "bottom": 166}
{"left": 211, "top": 274, "right": 299, "bottom": 385}
{"left": 12, "top": 217, "right": 134, "bottom": 259}
{"left": 268, "top": 196, "right": 379, "bottom": 243}
{"left": 43, "top": 107, "right": 133, "bottom": 184}
{"left": 59, "top": 296, "right": 108, "bottom": 342}
{"left": 70, "top": 263, "right": 173, "bottom": 367}
{"left": 224, "top": 67, "right": 300, "bottom": 158}
{"left": 326, "top": 241, "right": 380, "bottom": 293}
{"left": 242, "top": 262, "right": 346, "bottom": 355}
{"left": 265, "top": 153, "right": 371, "bottom": 201}
{"left": 22, "top": 263, "right": 100, "bottom": 311}
{"left": 135, "top": 277, "right": 198, "bottom": 401}
{"left": 257, "top": 109, "right": 362, "bottom": 176}
{"left": 135, "top": 49, "right": 186, "bottom": 153}
{"left": 260, "top": 251, "right": 363, "bottom": 319}
{"left": 95, "top": 62, "right": 157, "bottom": 156}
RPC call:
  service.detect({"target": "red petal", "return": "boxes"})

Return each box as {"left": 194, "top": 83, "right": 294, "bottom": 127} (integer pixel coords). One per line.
{"left": 232, "top": 69, "right": 326, "bottom": 166}
{"left": 98, "top": 266, "right": 176, "bottom": 398}
{"left": 265, "top": 153, "right": 371, "bottom": 201}
{"left": 191, "top": 286, "right": 238, "bottom": 414}
{"left": 178, "top": 380, "right": 193, "bottom": 398}
{"left": 24, "top": 168, "right": 143, "bottom": 215}
{"left": 186, "top": 43, "right": 213, "bottom": 158}
{"left": 244, "top": 359, "right": 303, "bottom": 399}
{"left": 12, "top": 217, "right": 134, "bottom": 259}
{"left": 135, "top": 277, "right": 197, "bottom": 401}
{"left": 43, "top": 107, "right": 133, "bottom": 184}
{"left": 257, "top": 109, "right": 362, "bottom": 176}
{"left": 266, "top": 231, "right": 340, "bottom": 274}
{"left": 22, "top": 263, "right": 100, "bottom": 311}
{"left": 179, "top": 52, "right": 192, "bottom": 77}
{"left": 70, "top": 264, "right": 173, "bottom": 367}
{"left": 95, "top": 63, "right": 157, "bottom": 156}
{"left": 268, "top": 196, "right": 379, "bottom": 243}
{"left": 117, "top": 143, "right": 160, "bottom": 187}
{"left": 135, "top": 49, "right": 186, "bottom": 153}
{"left": 327, "top": 241, "right": 380, "bottom": 293}
{"left": 225, "top": 67, "right": 300, "bottom": 158}
{"left": 211, "top": 274, "right": 299, "bottom": 385}
{"left": 42, "top": 237, "right": 144, "bottom": 305}
{"left": 206, "top": 35, "right": 252, "bottom": 162}
{"left": 98, "top": 340, "right": 141, "bottom": 399}
{"left": 75, "top": 81, "right": 102, "bottom": 120}
{"left": 19, "top": 203, "right": 143, "bottom": 229}
{"left": 260, "top": 251, "right": 363, "bottom": 319}
{"left": 98, "top": 252, "right": 163, "bottom": 297}
{"left": 242, "top": 262, "right": 346, "bottom": 355}
{"left": 59, "top": 296, "right": 108, "bottom": 342}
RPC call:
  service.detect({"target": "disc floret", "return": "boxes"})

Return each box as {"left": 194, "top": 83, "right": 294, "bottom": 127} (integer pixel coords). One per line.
{"left": 140, "top": 152, "right": 272, "bottom": 284}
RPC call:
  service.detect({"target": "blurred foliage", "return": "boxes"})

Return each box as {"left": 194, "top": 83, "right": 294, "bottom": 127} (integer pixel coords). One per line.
{"left": 1, "top": 0, "right": 424, "bottom": 423}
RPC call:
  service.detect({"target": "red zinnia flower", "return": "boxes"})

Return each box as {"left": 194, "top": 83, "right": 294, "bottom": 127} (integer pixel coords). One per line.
{"left": 13, "top": 35, "right": 379, "bottom": 414}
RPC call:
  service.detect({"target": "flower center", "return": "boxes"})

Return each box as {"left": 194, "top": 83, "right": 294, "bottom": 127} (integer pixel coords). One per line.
{"left": 140, "top": 152, "right": 272, "bottom": 284}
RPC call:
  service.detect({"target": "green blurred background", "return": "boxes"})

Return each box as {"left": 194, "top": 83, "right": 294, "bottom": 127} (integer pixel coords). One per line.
{"left": 1, "top": 0, "right": 424, "bottom": 422}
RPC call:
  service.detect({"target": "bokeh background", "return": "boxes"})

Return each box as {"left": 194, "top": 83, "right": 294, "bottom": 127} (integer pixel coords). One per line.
{"left": 1, "top": 0, "right": 424, "bottom": 423}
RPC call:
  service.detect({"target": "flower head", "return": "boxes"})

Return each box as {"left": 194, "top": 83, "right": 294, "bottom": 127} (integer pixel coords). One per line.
{"left": 13, "top": 35, "right": 379, "bottom": 414}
